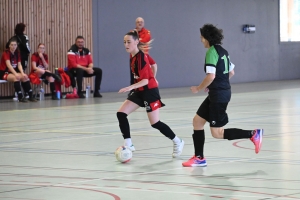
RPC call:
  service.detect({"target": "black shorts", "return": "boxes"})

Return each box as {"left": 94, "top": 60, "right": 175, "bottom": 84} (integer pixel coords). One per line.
{"left": 0, "top": 70, "right": 11, "bottom": 80}
{"left": 196, "top": 96, "right": 229, "bottom": 127}
{"left": 127, "top": 88, "right": 165, "bottom": 112}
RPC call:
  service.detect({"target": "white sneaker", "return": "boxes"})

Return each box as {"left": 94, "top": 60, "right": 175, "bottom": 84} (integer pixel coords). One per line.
{"left": 126, "top": 144, "right": 136, "bottom": 152}
{"left": 172, "top": 139, "right": 184, "bottom": 158}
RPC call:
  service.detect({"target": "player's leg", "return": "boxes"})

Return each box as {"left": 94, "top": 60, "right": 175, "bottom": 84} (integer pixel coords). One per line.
{"left": 6, "top": 73, "right": 26, "bottom": 102}
{"left": 209, "top": 102, "right": 263, "bottom": 154}
{"left": 141, "top": 87, "right": 184, "bottom": 157}
{"left": 147, "top": 108, "right": 184, "bottom": 158}
{"left": 182, "top": 97, "right": 209, "bottom": 167}
{"left": 20, "top": 74, "right": 37, "bottom": 102}
{"left": 117, "top": 92, "right": 142, "bottom": 151}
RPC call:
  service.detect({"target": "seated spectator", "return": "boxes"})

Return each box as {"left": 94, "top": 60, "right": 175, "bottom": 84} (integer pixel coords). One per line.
{"left": 67, "top": 36, "right": 102, "bottom": 98}
{"left": 31, "top": 43, "right": 61, "bottom": 100}
{"left": 0, "top": 39, "right": 37, "bottom": 102}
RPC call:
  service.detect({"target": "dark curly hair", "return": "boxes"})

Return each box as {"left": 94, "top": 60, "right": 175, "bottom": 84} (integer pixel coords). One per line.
{"left": 14, "top": 23, "right": 26, "bottom": 35}
{"left": 200, "top": 24, "right": 224, "bottom": 46}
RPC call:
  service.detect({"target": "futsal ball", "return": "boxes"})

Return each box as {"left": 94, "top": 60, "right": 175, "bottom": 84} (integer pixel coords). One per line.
{"left": 115, "top": 146, "right": 132, "bottom": 163}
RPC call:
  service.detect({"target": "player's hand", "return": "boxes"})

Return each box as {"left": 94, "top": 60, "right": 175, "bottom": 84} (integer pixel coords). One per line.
{"left": 204, "top": 88, "right": 209, "bottom": 93}
{"left": 190, "top": 86, "right": 199, "bottom": 94}
{"left": 86, "top": 68, "right": 94, "bottom": 74}
{"left": 119, "top": 86, "right": 134, "bottom": 93}
{"left": 14, "top": 74, "right": 21, "bottom": 80}
{"left": 38, "top": 53, "right": 44, "bottom": 58}
{"left": 22, "top": 73, "right": 28, "bottom": 79}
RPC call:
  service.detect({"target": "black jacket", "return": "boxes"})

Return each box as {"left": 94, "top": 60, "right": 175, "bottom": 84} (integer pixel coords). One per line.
{"left": 6, "top": 34, "right": 30, "bottom": 58}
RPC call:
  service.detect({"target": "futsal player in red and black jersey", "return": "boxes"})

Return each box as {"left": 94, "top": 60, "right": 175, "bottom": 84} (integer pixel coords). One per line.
{"left": 31, "top": 43, "right": 61, "bottom": 100}
{"left": 182, "top": 24, "right": 263, "bottom": 167}
{"left": 0, "top": 39, "right": 37, "bottom": 102}
{"left": 128, "top": 17, "right": 158, "bottom": 96}
{"left": 117, "top": 30, "right": 184, "bottom": 158}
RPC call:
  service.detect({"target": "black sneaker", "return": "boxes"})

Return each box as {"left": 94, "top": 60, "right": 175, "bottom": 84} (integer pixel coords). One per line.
{"left": 28, "top": 97, "right": 38, "bottom": 102}
{"left": 78, "top": 93, "right": 85, "bottom": 98}
{"left": 94, "top": 92, "right": 102, "bottom": 98}
{"left": 19, "top": 98, "right": 28, "bottom": 103}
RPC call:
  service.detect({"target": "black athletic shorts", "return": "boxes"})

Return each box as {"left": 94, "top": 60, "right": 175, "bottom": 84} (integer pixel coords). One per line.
{"left": 127, "top": 88, "right": 165, "bottom": 112}
{"left": 0, "top": 70, "right": 13, "bottom": 80}
{"left": 196, "top": 96, "right": 229, "bottom": 127}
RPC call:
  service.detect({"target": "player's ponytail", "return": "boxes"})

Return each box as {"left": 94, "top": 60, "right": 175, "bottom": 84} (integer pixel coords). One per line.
{"left": 125, "top": 30, "right": 153, "bottom": 53}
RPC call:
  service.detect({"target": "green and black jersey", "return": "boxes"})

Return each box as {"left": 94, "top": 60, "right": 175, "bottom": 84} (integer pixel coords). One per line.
{"left": 204, "top": 45, "right": 234, "bottom": 103}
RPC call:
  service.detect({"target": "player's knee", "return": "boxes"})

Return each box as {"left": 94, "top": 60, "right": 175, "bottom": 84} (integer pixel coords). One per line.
{"left": 48, "top": 77, "right": 54, "bottom": 82}
{"left": 94, "top": 68, "right": 102, "bottom": 74}
{"left": 151, "top": 121, "right": 163, "bottom": 129}
{"left": 76, "top": 68, "right": 84, "bottom": 75}
{"left": 193, "top": 116, "right": 205, "bottom": 129}
{"left": 211, "top": 129, "right": 223, "bottom": 139}
{"left": 117, "top": 112, "right": 127, "bottom": 122}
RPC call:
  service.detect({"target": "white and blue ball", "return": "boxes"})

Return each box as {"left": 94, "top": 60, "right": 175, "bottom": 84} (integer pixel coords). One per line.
{"left": 115, "top": 146, "right": 132, "bottom": 163}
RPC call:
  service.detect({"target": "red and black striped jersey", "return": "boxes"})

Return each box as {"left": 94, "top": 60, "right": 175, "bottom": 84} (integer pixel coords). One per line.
{"left": 31, "top": 52, "right": 48, "bottom": 72}
{"left": 130, "top": 51, "right": 157, "bottom": 91}
{"left": 0, "top": 50, "right": 21, "bottom": 71}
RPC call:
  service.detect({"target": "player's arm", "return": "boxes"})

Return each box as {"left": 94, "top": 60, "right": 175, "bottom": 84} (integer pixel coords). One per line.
{"left": 191, "top": 73, "right": 215, "bottom": 93}
{"left": 39, "top": 54, "right": 49, "bottom": 69}
{"left": 229, "top": 62, "right": 235, "bottom": 79}
{"left": 191, "top": 47, "right": 217, "bottom": 93}
{"left": 118, "top": 79, "right": 148, "bottom": 93}
{"left": 5, "top": 60, "right": 18, "bottom": 76}
{"left": 151, "top": 64, "right": 157, "bottom": 77}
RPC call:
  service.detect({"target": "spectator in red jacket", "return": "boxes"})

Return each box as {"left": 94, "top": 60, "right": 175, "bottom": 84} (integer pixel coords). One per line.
{"left": 135, "top": 17, "right": 157, "bottom": 77}
{"left": 67, "top": 36, "right": 102, "bottom": 98}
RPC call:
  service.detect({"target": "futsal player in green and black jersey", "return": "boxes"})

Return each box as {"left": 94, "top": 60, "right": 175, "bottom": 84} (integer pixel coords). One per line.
{"left": 182, "top": 24, "right": 263, "bottom": 167}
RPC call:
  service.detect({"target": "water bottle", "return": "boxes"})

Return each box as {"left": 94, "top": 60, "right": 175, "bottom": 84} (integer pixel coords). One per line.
{"left": 39, "top": 86, "right": 45, "bottom": 101}
{"left": 56, "top": 90, "right": 61, "bottom": 99}
{"left": 86, "top": 84, "right": 90, "bottom": 98}
{"left": 55, "top": 67, "right": 58, "bottom": 75}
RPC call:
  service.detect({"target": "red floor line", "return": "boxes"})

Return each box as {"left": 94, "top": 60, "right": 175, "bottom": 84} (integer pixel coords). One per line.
{"left": 11, "top": 181, "right": 27, "bottom": 182}
{"left": 190, "top": 193, "right": 204, "bottom": 196}
{"left": 147, "top": 189, "right": 163, "bottom": 191}
{"left": 0, "top": 183, "right": 121, "bottom": 200}
{"left": 82, "top": 184, "right": 98, "bottom": 186}
{"left": 232, "top": 140, "right": 296, "bottom": 153}
{"left": 126, "top": 187, "right": 141, "bottom": 190}
{"left": 103, "top": 179, "right": 300, "bottom": 199}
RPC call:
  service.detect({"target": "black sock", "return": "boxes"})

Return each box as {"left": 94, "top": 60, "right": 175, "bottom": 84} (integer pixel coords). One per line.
{"left": 151, "top": 121, "right": 175, "bottom": 140}
{"left": 193, "top": 130, "right": 205, "bottom": 158}
{"left": 117, "top": 112, "right": 130, "bottom": 139}
{"left": 14, "top": 81, "right": 23, "bottom": 100}
{"left": 50, "top": 82, "right": 56, "bottom": 95}
{"left": 21, "top": 81, "right": 33, "bottom": 98}
{"left": 224, "top": 128, "right": 253, "bottom": 140}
